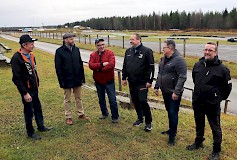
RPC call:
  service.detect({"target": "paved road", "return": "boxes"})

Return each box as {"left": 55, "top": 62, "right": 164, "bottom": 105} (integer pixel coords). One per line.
{"left": 1, "top": 34, "right": 237, "bottom": 115}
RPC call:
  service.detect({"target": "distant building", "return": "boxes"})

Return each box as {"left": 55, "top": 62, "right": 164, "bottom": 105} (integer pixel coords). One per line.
{"left": 22, "top": 28, "right": 33, "bottom": 32}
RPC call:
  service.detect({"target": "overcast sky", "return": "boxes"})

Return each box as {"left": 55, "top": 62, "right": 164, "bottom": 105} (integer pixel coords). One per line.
{"left": 0, "top": 0, "right": 236, "bottom": 27}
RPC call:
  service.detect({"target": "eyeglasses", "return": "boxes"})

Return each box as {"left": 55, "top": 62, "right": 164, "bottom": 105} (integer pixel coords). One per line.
{"left": 96, "top": 44, "right": 105, "bottom": 47}
{"left": 203, "top": 49, "right": 215, "bottom": 52}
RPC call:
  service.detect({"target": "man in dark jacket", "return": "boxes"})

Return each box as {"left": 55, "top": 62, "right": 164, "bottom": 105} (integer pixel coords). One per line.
{"left": 11, "top": 35, "right": 52, "bottom": 140}
{"left": 122, "top": 33, "right": 154, "bottom": 131}
{"left": 55, "top": 33, "right": 89, "bottom": 125}
{"left": 89, "top": 38, "right": 119, "bottom": 123}
{"left": 154, "top": 40, "right": 187, "bottom": 145}
{"left": 186, "top": 42, "right": 232, "bottom": 160}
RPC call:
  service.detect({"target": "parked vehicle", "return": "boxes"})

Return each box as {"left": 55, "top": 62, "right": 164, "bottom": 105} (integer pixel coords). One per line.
{"left": 227, "top": 37, "right": 237, "bottom": 42}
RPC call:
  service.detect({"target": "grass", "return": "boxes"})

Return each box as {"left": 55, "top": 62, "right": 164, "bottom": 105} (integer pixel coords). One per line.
{"left": 0, "top": 34, "right": 237, "bottom": 160}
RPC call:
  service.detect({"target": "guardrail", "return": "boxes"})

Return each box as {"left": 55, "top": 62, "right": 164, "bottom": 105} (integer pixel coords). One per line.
{"left": 0, "top": 43, "right": 12, "bottom": 52}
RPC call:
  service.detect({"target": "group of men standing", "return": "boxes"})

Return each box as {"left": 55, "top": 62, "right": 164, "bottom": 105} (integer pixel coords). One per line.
{"left": 11, "top": 33, "right": 232, "bottom": 160}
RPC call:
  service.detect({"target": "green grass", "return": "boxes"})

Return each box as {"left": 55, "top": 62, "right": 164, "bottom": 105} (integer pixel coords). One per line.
{"left": 0, "top": 34, "right": 237, "bottom": 160}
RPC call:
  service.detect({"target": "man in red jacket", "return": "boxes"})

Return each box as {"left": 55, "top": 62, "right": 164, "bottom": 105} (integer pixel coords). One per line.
{"left": 89, "top": 38, "right": 119, "bottom": 123}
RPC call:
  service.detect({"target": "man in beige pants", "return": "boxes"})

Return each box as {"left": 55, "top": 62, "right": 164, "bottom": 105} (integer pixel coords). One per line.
{"left": 55, "top": 33, "right": 90, "bottom": 125}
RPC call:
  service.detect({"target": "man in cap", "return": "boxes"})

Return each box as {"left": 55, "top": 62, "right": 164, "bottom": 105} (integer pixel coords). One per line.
{"left": 55, "top": 33, "right": 90, "bottom": 125}
{"left": 89, "top": 38, "right": 119, "bottom": 123}
{"left": 11, "top": 34, "right": 52, "bottom": 140}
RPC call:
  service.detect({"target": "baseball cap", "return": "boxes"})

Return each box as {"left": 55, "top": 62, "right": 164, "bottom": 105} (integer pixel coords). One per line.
{"left": 19, "top": 35, "right": 37, "bottom": 44}
{"left": 63, "top": 33, "right": 76, "bottom": 39}
{"left": 95, "top": 38, "right": 104, "bottom": 44}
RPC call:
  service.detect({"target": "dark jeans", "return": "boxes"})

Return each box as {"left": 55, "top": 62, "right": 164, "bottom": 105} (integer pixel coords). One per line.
{"left": 162, "top": 93, "right": 181, "bottom": 137}
{"left": 95, "top": 80, "right": 119, "bottom": 120}
{"left": 129, "top": 83, "right": 152, "bottom": 124}
{"left": 193, "top": 101, "right": 222, "bottom": 153}
{"left": 21, "top": 90, "right": 45, "bottom": 136}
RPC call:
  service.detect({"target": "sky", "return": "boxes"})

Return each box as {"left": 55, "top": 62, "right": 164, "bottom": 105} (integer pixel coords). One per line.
{"left": 0, "top": 0, "right": 236, "bottom": 27}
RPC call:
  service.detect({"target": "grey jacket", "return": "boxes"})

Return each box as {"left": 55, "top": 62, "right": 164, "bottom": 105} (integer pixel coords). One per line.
{"left": 154, "top": 50, "right": 187, "bottom": 95}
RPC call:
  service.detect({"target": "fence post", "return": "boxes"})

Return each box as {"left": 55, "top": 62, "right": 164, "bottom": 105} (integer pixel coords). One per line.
{"left": 224, "top": 100, "right": 230, "bottom": 114}
{"left": 89, "top": 35, "right": 91, "bottom": 44}
{"left": 216, "top": 41, "right": 219, "bottom": 54}
{"left": 53, "top": 33, "right": 54, "bottom": 39}
{"left": 97, "top": 35, "right": 98, "bottom": 39}
{"left": 122, "top": 36, "right": 125, "bottom": 49}
{"left": 117, "top": 70, "right": 122, "bottom": 91}
{"left": 84, "top": 35, "right": 87, "bottom": 44}
{"left": 108, "top": 35, "right": 110, "bottom": 47}
{"left": 183, "top": 38, "right": 186, "bottom": 57}
{"left": 159, "top": 38, "right": 161, "bottom": 54}
{"left": 78, "top": 34, "right": 80, "bottom": 43}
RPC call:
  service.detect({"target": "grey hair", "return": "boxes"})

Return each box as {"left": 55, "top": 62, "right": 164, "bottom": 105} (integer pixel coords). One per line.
{"left": 164, "top": 39, "right": 176, "bottom": 50}
{"left": 206, "top": 42, "right": 217, "bottom": 51}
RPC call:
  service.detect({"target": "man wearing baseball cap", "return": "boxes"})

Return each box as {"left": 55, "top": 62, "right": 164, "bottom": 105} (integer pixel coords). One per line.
{"left": 11, "top": 34, "right": 52, "bottom": 140}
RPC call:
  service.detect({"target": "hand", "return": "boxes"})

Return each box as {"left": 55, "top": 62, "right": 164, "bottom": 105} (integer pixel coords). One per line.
{"left": 146, "top": 82, "right": 152, "bottom": 88}
{"left": 122, "top": 80, "right": 127, "bottom": 86}
{"left": 103, "top": 62, "right": 109, "bottom": 66}
{"left": 24, "top": 93, "right": 32, "bottom": 102}
{"left": 154, "top": 89, "right": 159, "bottom": 96}
{"left": 172, "top": 93, "right": 179, "bottom": 101}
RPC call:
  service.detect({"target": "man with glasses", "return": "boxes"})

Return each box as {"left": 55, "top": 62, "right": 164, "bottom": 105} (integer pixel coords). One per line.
{"left": 11, "top": 35, "right": 52, "bottom": 140}
{"left": 55, "top": 33, "right": 90, "bottom": 125}
{"left": 122, "top": 33, "right": 154, "bottom": 131}
{"left": 89, "top": 38, "right": 119, "bottom": 123}
{"left": 154, "top": 39, "right": 187, "bottom": 145}
{"left": 186, "top": 42, "right": 232, "bottom": 160}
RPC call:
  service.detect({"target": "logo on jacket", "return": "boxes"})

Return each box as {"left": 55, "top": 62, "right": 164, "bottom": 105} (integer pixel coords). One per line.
{"left": 138, "top": 54, "right": 143, "bottom": 59}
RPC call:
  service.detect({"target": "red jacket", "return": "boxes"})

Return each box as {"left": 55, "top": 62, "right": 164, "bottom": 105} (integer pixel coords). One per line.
{"left": 89, "top": 49, "right": 115, "bottom": 85}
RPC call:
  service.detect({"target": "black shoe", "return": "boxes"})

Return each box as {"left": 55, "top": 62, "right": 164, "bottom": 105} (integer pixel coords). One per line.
{"left": 208, "top": 152, "right": 220, "bottom": 160}
{"left": 161, "top": 130, "right": 170, "bottom": 135}
{"left": 99, "top": 114, "right": 109, "bottom": 119}
{"left": 38, "top": 127, "right": 53, "bottom": 132}
{"left": 133, "top": 119, "right": 143, "bottom": 126}
{"left": 144, "top": 123, "right": 152, "bottom": 132}
{"left": 168, "top": 137, "right": 175, "bottom": 146}
{"left": 186, "top": 143, "right": 204, "bottom": 150}
{"left": 112, "top": 119, "right": 119, "bottom": 123}
{"left": 27, "top": 133, "right": 41, "bottom": 140}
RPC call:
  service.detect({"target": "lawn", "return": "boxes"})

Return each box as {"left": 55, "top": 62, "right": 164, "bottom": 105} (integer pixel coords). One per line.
{"left": 0, "top": 35, "right": 237, "bottom": 160}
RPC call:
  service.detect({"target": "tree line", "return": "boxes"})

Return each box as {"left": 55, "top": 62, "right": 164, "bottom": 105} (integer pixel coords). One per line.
{"left": 61, "top": 8, "right": 237, "bottom": 30}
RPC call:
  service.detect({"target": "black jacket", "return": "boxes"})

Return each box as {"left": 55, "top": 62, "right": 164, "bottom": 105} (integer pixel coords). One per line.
{"left": 122, "top": 43, "right": 154, "bottom": 85}
{"left": 154, "top": 50, "right": 187, "bottom": 96}
{"left": 11, "top": 50, "right": 39, "bottom": 96}
{"left": 55, "top": 44, "right": 85, "bottom": 88}
{"left": 192, "top": 56, "right": 232, "bottom": 104}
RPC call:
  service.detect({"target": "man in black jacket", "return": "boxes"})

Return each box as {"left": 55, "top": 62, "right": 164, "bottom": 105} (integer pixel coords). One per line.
{"left": 55, "top": 33, "right": 90, "bottom": 125}
{"left": 154, "top": 40, "right": 187, "bottom": 145}
{"left": 11, "top": 35, "right": 52, "bottom": 140}
{"left": 186, "top": 42, "right": 232, "bottom": 160}
{"left": 122, "top": 33, "right": 154, "bottom": 131}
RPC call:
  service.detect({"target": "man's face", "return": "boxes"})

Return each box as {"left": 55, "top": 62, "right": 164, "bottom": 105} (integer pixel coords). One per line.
{"left": 163, "top": 43, "right": 171, "bottom": 57}
{"left": 64, "top": 37, "right": 75, "bottom": 46}
{"left": 96, "top": 41, "right": 105, "bottom": 53}
{"left": 130, "top": 35, "right": 140, "bottom": 47}
{"left": 203, "top": 44, "right": 217, "bottom": 60}
{"left": 22, "top": 42, "right": 35, "bottom": 52}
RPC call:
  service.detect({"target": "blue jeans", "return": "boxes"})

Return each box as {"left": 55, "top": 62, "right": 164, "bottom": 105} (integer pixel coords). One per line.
{"left": 21, "top": 90, "right": 45, "bottom": 136}
{"left": 162, "top": 93, "right": 181, "bottom": 137}
{"left": 95, "top": 80, "right": 119, "bottom": 120}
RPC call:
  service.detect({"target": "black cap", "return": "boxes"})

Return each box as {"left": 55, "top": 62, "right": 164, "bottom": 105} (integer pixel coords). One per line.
{"left": 95, "top": 38, "right": 104, "bottom": 44}
{"left": 19, "top": 35, "right": 37, "bottom": 44}
{"left": 63, "top": 33, "right": 76, "bottom": 39}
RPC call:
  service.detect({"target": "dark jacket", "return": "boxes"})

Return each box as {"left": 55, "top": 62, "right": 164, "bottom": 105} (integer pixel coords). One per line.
{"left": 154, "top": 50, "right": 187, "bottom": 96}
{"left": 89, "top": 49, "right": 115, "bottom": 85}
{"left": 55, "top": 44, "right": 85, "bottom": 88}
{"left": 122, "top": 43, "right": 154, "bottom": 85}
{"left": 192, "top": 56, "right": 232, "bottom": 104}
{"left": 11, "top": 50, "right": 39, "bottom": 96}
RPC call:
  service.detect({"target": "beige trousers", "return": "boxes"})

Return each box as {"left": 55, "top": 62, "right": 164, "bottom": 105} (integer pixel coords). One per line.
{"left": 64, "top": 86, "right": 84, "bottom": 118}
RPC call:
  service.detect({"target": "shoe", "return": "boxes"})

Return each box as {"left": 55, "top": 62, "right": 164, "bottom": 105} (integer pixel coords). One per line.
{"left": 112, "top": 119, "right": 119, "bottom": 123}
{"left": 186, "top": 143, "right": 204, "bottom": 150}
{"left": 66, "top": 118, "right": 73, "bottom": 125}
{"left": 144, "top": 123, "right": 152, "bottom": 132}
{"left": 168, "top": 137, "right": 175, "bottom": 146}
{"left": 38, "top": 126, "right": 53, "bottom": 132}
{"left": 27, "top": 133, "right": 41, "bottom": 140}
{"left": 161, "top": 130, "right": 170, "bottom": 135}
{"left": 78, "top": 114, "right": 90, "bottom": 120}
{"left": 133, "top": 119, "right": 143, "bottom": 126}
{"left": 99, "top": 114, "right": 109, "bottom": 119}
{"left": 208, "top": 152, "right": 220, "bottom": 160}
